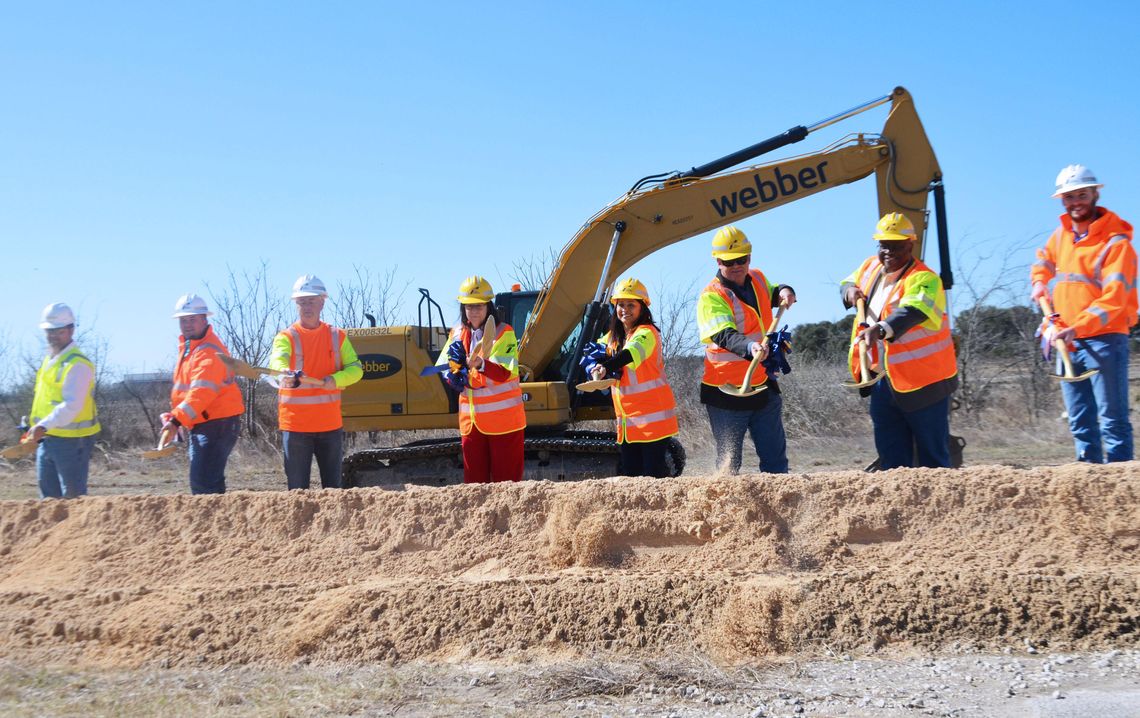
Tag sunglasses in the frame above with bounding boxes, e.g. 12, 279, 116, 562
717, 256, 749, 267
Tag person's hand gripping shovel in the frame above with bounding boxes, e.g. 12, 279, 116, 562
575, 335, 618, 393
1, 427, 39, 460
842, 297, 885, 390
1037, 297, 1097, 383
142, 422, 182, 460
218, 355, 328, 388
720, 303, 787, 397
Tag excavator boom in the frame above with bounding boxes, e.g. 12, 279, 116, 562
518, 86, 942, 377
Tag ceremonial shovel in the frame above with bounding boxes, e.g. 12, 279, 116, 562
219, 355, 327, 386
141, 426, 180, 459
720, 303, 787, 397
1038, 297, 1098, 383
842, 297, 885, 390
0, 437, 38, 460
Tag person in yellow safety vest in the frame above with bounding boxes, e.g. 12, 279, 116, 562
841, 213, 958, 469
435, 276, 526, 483
586, 278, 679, 478
697, 226, 796, 475
162, 294, 245, 495
27, 303, 101, 499
268, 274, 363, 490
1030, 165, 1136, 463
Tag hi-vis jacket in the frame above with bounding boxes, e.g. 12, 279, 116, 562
269, 322, 362, 432
30, 344, 101, 438
170, 325, 244, 428
600, 325, 678, 444
698, 269, 775, 387
844, 257, 957, 393
436, 322, 526, 436
1030, 208, 1137, 338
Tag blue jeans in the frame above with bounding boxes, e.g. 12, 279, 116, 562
188, 416, 241, 495
1060, 334, 1133, 463
282, 429, 344, 489
37, 434, 96, 499
869, 380, 951, 469
705, 394, 788, 474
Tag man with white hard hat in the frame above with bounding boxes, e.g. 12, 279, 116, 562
163, 294, 245, 494
27, 303, 101, 499
268, 275, 362, 489
1031, 165, 1137, 463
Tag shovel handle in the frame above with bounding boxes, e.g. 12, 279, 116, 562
1037, 296, 1078, 374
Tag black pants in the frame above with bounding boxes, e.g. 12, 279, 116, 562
618, 438, 670, 478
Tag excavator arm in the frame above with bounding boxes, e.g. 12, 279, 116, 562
519, 86, 945, 378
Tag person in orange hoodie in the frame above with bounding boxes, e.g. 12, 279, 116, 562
1031, 165, 1137, 463
268, 275, 363, 489
163, 294, 245, 494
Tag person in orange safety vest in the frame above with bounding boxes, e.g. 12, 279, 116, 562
841, 213, 958, 470
1031, 165, 1136, 463
268, 274, 363, 489
434, 276, 526, 483
585, 278, 678, 478
162, 294, 245, 494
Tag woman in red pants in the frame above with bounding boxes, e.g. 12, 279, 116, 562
587, 278, 679, 478
436, 276, 526, 482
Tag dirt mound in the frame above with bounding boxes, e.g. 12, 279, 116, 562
0, 464, 1135, 668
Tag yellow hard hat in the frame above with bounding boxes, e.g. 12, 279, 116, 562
457, 275, 494, 304
711, 225, 752, 260
611, 278, 651, 306
873, 212, 916, 241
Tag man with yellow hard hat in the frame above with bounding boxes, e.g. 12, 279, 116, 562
697, 225, 796, 474
841, 213, 958, 469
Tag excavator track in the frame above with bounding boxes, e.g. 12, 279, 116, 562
344, 432, 685, 488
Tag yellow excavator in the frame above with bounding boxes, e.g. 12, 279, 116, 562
341, 86, 952, 486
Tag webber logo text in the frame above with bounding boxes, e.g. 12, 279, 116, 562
358, 353, 402, 380
709, 162, 830, 217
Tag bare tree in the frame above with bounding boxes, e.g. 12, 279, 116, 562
653, 276, 702, 364
328, 264, 410, 329
503, 248, 559, 291
207, 262, 289, 440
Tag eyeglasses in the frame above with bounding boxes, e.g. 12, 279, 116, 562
717, 256, 749, 267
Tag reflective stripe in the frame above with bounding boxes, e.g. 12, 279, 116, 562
287, 325, 344, 373
279, 393, 341, 405
477, 395, 524, 413
698, 310, 736, 337
178, 402, 199, 420
172, 382, 191, 392
468, 381, 519, 398
1092, 234, 1128, 277
891, 323, 943, 345
55, 353, 87, 382
1033, 258, 1056, 273
1102, 272, 1136, 291
1057, 271, 1100, 288
332, 328, 344, 371
619, 376, 668, 396
723, 292, 765, 342
1088, 306, 1109, 325
190, 379, 220, 391
58, 417, 99, 431
626, 408, 677, 427
287, 328, 303, 368
888, 334, 954, 363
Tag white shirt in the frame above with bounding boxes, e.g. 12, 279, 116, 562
35, 342, 95, 430
866, 267, 906, 340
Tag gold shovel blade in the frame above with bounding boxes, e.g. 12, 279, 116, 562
141, 444, 180, 460
718, 382, 767, 397
576, 378, 618, 392
1056, 369, 1099, 383
0, 441, 38, 460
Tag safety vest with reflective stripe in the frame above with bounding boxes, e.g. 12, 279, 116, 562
170, 325, 244, 428
272, 322, 362, 432
845, 257, 957, 393
437, 322, 526, 436
1030, 208, 1137, 338
600, 325, 678, 443
698, 269, 774, 388
30, 346, 101, 438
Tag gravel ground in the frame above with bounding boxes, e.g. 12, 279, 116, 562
2, 648, 1137, 716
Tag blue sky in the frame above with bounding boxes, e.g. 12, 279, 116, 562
3, 1, 1138, 373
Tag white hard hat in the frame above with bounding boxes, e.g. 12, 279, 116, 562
291, 274, 328, 299
39, 302, 76, 329
1053, 164, 1104, 197
172, 293, 213, 318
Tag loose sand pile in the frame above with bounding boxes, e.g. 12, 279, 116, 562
0, 463, 1135, 668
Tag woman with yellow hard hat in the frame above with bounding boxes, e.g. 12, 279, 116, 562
584, 278, 679, 478
434, 276, 526, 482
